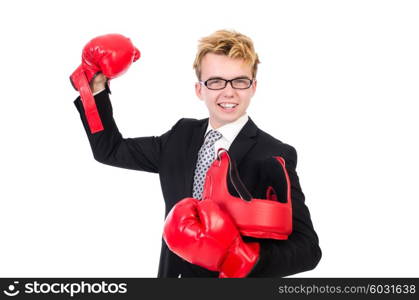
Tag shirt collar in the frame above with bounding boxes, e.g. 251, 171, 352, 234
205, 114, 249, 144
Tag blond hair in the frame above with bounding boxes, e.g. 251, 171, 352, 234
193, 29, 260, 80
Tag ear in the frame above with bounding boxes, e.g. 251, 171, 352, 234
250, 79, 257, 97
195, 82, 204, 100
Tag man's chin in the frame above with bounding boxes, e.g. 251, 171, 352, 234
210, 114, 242, 128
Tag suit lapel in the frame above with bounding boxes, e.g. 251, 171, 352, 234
184, 118, 209, 196
228, 117, 258, 167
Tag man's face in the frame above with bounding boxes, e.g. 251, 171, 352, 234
195, 53, 257, 129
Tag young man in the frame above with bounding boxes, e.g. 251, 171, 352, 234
73, 30, 321, 277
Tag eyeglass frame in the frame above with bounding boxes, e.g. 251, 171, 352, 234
199, 76, 255, 90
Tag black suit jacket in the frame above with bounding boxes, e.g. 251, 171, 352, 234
73, 89, 322, 277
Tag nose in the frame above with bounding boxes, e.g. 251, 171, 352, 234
222, 81, 235, 96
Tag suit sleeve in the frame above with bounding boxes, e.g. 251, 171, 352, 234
247, 146, 322, 277
73, 89, 176, 173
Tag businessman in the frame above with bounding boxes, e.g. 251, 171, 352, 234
72, 29, 322, 277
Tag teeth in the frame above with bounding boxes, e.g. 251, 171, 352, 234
219, 103, 237, 108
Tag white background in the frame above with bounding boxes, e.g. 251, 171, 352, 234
0, 0, 418, 277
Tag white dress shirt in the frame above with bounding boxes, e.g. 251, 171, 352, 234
205, 113, 249, 156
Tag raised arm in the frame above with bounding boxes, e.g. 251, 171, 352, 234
74, 88, 175, 173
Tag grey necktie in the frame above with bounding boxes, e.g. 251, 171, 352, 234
192, 130, 222, 200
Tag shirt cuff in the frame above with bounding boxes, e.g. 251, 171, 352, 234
92, 88, 106, 96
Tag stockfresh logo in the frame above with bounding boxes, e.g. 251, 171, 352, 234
3, 281, 20, 297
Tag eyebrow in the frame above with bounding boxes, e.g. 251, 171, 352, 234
206, 76, 252, 81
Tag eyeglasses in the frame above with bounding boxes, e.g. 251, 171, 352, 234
199, 77, 254, 90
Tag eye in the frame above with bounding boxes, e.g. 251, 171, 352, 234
206, 79, 226, 89
234, 79, 248, 84
208, 79, 222, 85
232, 78, 251, 88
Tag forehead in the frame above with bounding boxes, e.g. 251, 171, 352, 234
200, 53, 252, 79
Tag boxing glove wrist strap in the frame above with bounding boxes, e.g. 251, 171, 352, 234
71, 66, 104, 133
219, 240, 260, 278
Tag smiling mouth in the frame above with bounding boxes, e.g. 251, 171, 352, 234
218, 103, 238, 109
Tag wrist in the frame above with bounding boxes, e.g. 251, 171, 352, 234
219, 239, 260, 278
90, 84, 105, 94
92, 87, 106, 96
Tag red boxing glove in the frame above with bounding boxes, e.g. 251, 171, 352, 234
163, 197, 260, 278
70, 33, 141, 133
